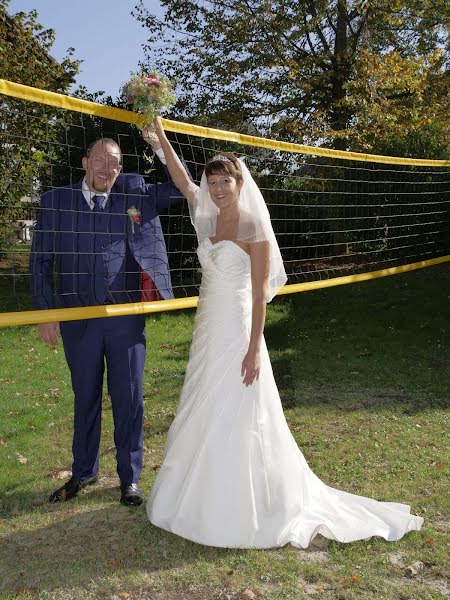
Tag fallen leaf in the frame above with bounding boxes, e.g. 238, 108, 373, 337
430, 461, 444, 469
108, 557, 125, 568
16, 452, 28, 464
341, 575, 361, 586
0, 537, 6, 544
424, 538, 435, 546
14, 588, 35, 597
117, 593, 131, 599
304, 582, 330, 595
405, 560, 425, 577
151, 464, 161, 471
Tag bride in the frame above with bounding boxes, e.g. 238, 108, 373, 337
144, 118, 423, 548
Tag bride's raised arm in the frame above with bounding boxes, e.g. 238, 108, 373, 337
142, 117, 198, 203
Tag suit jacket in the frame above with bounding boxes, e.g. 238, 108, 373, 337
30, 173, 182, 310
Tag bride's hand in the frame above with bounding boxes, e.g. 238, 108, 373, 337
152, 115, 165, 137
141, 120, 161, 150
145, 116, 165, 142
241, 349, 261, 387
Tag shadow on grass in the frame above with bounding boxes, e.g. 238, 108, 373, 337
264, 267, 450, 413
0, 498, 225, 595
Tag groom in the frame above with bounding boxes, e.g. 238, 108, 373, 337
30, 133, 180, 506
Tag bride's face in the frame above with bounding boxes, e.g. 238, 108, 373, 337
207, 174, 242, 210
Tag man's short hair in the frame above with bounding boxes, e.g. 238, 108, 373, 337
85, 138, 122, 164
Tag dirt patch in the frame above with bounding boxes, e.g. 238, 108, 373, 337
424, 578, 450, 596
388, 552, 405, 566
297, 550, 330, 563
433, 519, 450, 533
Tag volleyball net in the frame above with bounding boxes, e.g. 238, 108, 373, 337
1, 79, 449, 327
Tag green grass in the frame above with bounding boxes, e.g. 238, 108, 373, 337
0, 264, 449, 599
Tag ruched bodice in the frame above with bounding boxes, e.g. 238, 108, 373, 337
198, 238, 251, 289
196, 239, 252, 343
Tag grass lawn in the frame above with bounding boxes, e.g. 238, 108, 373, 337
0, 264, 448, 599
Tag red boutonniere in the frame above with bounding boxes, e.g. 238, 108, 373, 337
127, 206, 141, 233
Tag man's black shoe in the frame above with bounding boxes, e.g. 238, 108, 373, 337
48, 474, 98, 502
120, 482, 143, 506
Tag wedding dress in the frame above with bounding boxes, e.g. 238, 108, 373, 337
147, 237, 423, 548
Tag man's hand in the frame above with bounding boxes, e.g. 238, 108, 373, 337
38, 322, 61, 346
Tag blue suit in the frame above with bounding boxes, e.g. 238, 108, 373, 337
30, 173, 181, 484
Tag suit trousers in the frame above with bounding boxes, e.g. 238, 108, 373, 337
60, 314, 146, 484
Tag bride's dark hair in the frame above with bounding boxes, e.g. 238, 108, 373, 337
205, 152, 243, 183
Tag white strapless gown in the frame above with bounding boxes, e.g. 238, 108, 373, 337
147, 239, 423, 548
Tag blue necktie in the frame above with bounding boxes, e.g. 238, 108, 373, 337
91, 195, 107, 302
92, 195, 104, 211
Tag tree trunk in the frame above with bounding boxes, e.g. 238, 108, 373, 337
331, 0, 350, 150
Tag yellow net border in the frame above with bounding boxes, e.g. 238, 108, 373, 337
1, 255, 448, 327
1, 78, 449, 326
1, 79, 449, 167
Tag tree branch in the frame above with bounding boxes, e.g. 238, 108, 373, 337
307, 0, 332, 54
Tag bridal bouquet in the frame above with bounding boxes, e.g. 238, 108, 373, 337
122, 71, 176, 124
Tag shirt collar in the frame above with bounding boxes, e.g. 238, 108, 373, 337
82, 178, 109, 210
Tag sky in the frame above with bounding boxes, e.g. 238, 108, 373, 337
7, 0, 164, 98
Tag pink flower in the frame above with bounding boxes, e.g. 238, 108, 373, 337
143, 75, 161, 88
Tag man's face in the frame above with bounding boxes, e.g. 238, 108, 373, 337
82, 140, 122, 192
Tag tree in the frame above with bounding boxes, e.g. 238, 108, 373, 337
0, 0, 80, 250
134, 0, 449, 155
